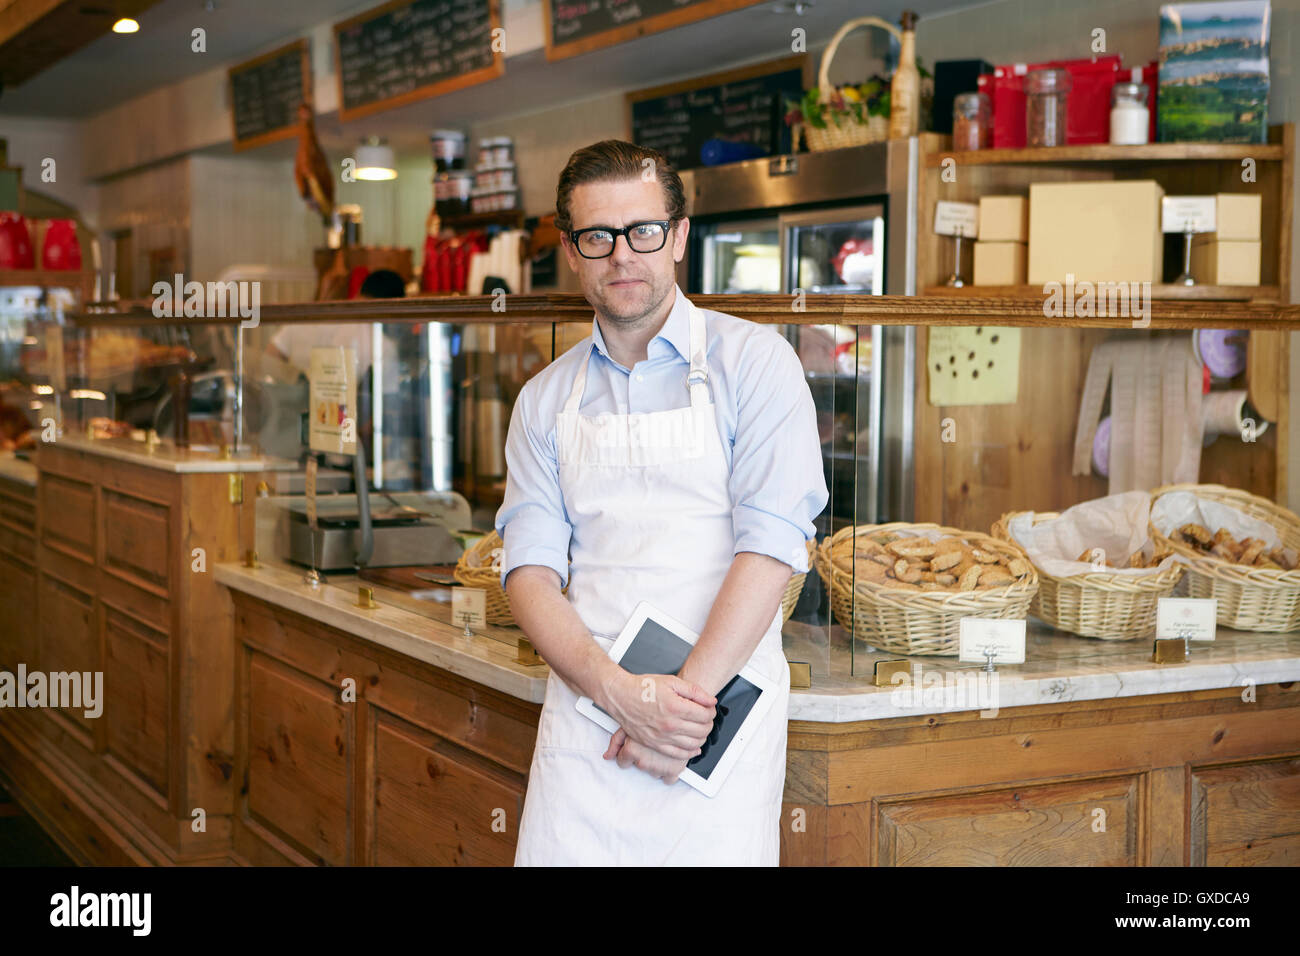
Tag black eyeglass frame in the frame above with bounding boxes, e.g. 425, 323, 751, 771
566, 219, 677, 259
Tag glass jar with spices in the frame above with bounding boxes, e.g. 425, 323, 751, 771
1109, 81, 1150, 145
952, 92, 990, 151
1025, 68, 1071, 147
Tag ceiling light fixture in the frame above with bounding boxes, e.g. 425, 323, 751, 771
112, 17, 140, 33
354, 137, 397, 181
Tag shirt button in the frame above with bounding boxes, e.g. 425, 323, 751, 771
635, 374, 644, 382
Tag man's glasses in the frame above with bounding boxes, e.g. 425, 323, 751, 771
568, 220, 675, 259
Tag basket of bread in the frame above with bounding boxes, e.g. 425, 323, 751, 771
1149, 484, 1300, 632
781, 538, 818, 624
992, 492, 1182, 641
815, 522, 1038, 656
454, 530, 517, 626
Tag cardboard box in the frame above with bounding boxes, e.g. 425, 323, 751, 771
1189, 238, 1261, 285
1212, 193, 1262, 241
978, 196, 1029, 242
1028, 180, 1164, 284
974, 241, 1028, 285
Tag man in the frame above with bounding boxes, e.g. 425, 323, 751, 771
497, 140, 827, 866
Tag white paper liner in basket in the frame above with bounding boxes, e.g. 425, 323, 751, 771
1007, 491, 1180, 578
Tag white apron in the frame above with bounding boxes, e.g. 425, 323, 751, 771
514, 301, 790, 866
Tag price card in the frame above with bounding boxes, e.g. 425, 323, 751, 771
1161, 196, 1216, 234
1156, 597, 1217, 641
452, 588, 487, 631
958, 617, 1027, 665
934, 200, 980, 238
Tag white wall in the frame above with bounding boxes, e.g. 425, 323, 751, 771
0, 115, 100, 226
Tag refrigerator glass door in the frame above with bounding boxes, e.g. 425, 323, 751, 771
697, 218, 781, 294
780, 205, 885, 295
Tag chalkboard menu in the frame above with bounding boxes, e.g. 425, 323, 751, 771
547, 0, 765, 61
229, 40, 310, 152
334, 0, 502, 123
628, 60, 804, 170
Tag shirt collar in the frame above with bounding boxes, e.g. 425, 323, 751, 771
591, 284, 691, 365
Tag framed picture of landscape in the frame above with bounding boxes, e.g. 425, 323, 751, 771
1158, 0, 1270, 143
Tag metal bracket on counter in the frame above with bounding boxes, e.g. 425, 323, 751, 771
873, 659, 911, 687
788, 661, 812, 689
243, 549, 259, 569
516, 637, 543, 667
1152, 637, 1189, 664
356, 585, 378, 609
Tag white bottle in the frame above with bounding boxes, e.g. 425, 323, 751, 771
1110, 79, 1150, 145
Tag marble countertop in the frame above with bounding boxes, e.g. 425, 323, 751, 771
0, 452, 37, 487
46, 433, 299, 473
216, 561, 1300, 722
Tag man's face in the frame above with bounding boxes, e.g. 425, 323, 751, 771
561, 177, 689, 328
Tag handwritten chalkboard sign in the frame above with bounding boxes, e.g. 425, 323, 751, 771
229, 40, 311, 152
334, 0, 503, 123
628, 58, 805, 170
547, 0, 765, 61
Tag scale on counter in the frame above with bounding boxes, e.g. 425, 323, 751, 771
285, 489, 471, 571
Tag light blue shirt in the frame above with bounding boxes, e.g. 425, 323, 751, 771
495, 285, 829, 588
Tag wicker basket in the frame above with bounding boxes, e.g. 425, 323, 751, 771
1149, 483, 1300, 632
454, 530, 517, 626
991, 511, 1182, 641
814, 522, 1038, 656
781, 538, 817, 624
800, 16, 900, 152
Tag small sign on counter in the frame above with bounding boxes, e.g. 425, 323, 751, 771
308, 346, 357, 455
958, 617, 1027, 665
1156, 597, 1218, 642
453, 587, 487, 634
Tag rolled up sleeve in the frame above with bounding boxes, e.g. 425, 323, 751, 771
494, 382, 572, 588
728, 333, 829, 573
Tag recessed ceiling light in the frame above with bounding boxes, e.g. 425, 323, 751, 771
112, 17, 139, 33
770, 0, 815, 12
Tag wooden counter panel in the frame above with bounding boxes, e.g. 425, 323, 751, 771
102, 489, 171, 595
0, 521, 35, 563
0, 550, 37, 667
39, 473, 94, 561
875, 775, 1141, 866
1191, 757, 1300, 866
827, 694, 1299, 803
246, 652, 351, 866
103, 607, 170, 799
99, 571, 170, 635
36, 572, 98, 738
371, 713, 522, 866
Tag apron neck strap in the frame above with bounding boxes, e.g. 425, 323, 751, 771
686, 302, 709, 407
562, 299, 710, 413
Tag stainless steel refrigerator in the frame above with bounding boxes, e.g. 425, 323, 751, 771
677, 139, 919, 532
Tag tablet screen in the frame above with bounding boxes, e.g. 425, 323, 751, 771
596, 617, 764, 780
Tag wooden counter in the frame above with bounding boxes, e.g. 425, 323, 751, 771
210, 562, 1300, 867
0, 438, 285, 864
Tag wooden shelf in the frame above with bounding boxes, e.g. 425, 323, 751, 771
0, 268, 88, 289
924, 284, 1282, 303
66, 292, 1300, 330
924, 141, 1286, 167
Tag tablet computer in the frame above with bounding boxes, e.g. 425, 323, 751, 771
575, 601, 777, 798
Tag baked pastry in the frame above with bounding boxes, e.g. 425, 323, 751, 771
1169, 525, 1299, 571
831, 531, 1032, 593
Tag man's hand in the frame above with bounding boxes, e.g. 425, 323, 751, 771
599, 671, 715, 760
603, 728, 694, 784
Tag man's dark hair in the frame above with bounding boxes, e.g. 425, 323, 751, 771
554, 139, 686, 234
359, 269, 406, 298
